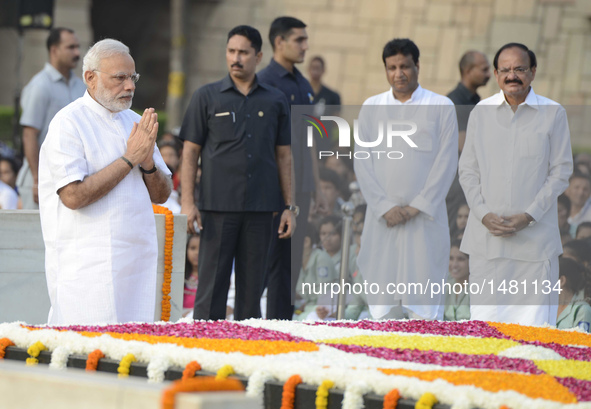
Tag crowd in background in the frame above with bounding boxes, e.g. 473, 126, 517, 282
3, 26, 591, 332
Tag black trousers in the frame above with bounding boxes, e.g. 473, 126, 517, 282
193, 211, 274, 320
265, 191, 311, 319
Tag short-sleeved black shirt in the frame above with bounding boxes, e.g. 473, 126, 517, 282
315, 85, 341, 107
447, 82, 481, 132
179, 74, 290, 212
257, 59, 315, 193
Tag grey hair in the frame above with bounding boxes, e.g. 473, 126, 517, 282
82, 39, 130, 85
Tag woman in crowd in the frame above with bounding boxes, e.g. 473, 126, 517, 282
294, 223, 337, 321
183, 233, 200, 317
556, 257, 591, 332
444, 239, 470, 321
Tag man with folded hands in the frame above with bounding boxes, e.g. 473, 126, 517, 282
39, 39, 172, 325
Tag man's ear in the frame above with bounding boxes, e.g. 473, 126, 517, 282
84, 70, 96, 88
49, 44, 58, 59
274, 35, 283, 51
256, 51, 263, 65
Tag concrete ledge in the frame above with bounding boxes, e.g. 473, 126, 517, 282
2, 346, 452, 409
0, 210, 187, 324
0, 359, 258, 409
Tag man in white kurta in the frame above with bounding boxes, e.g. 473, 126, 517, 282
355, 39, 458, 320
459, 43, 572, 326
39, 39, 172, 325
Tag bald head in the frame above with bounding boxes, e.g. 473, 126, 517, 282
458, 50, 491, 91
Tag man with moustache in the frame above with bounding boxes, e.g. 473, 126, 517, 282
355, 38, 459, 321
258, 16, 328, 320
180, 25, 293, 320
18, 27, 86, 209
459, 43, 573, 325
38, 39, 172, 325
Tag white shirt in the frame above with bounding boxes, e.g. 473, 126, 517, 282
39, 91, 171, 325
0, 181, 18, 209
354, 85, 458, 319
459, 89, 573, 261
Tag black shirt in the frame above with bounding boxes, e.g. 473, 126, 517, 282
257, 59, 315, 192
447, 82, 480, 132
315, 85, 341, 107
179, 74, 290, 212
312, 85, 342, 151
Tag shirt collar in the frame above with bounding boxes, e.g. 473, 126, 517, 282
497, 87, 539, 110
82, 90, 121, 119
267, 58, 302, 78
219, 74, 261, 95
44, 62, 71, 83
388, 84, 424, 104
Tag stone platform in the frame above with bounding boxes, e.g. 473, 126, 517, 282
1, 345, 448, 409
0, 210, 187, 324
0, 359, 258, 409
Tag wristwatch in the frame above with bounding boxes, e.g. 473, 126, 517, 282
285, 204, 300, 217
525, 213, 536, 227
139, 164, 157, 174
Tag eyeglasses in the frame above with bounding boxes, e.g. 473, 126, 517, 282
94, 70, 140, 84
497, 67, 530, 75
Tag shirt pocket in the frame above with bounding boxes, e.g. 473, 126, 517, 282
518, 133, 546, 158
208, 115, 236, 143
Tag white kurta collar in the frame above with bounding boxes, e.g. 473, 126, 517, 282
82, 90, 122, 120
494, 87, 539, 111
387, 84, 424, 105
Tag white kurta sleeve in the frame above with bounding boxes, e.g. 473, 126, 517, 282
524, 106, 573, 221
42, 116, 89, 193
458, 108, 491, 223
354, 105, 398, 217
408, 105, 459, 219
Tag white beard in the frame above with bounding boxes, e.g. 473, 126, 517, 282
95, 79, 133, 112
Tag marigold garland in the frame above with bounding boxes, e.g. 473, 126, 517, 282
78, 331, 318, 355
0, 338, 15, 359
535, 359, 591, 381
378, 368, 577, 404
490, 322, 591, 348
26, 341, 46, 365
415, 392, 438, 409
322, 334, 519, 355
182, 361, 202, 380
153, 204, 174, 321
86, 349, 105, 371
216, 364, 235, 380
315, 379, 334, 409
161, 376, 244, 409
383, 389, 400, 409
117, 353, 136, 378
280, 374, 302, 409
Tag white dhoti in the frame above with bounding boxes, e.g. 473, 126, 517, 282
469, 255, 559, 326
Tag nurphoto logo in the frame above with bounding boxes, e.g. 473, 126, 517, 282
303, 114, 418, 160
